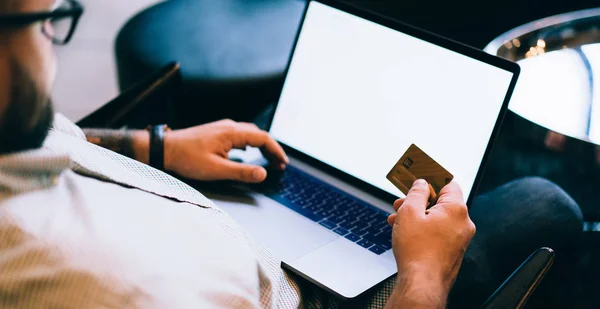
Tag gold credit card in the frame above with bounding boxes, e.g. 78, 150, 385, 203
386, 144, 454, 204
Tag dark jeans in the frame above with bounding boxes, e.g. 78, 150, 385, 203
448, 177, 584, 308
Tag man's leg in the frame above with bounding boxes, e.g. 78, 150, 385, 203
448, 177, 584, 309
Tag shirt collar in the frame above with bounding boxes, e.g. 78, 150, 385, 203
0, 148, 71, 193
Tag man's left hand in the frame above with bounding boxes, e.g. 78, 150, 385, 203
163, 119, 289, 183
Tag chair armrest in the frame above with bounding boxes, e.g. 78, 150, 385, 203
481, 247, 555, 309
76, 62, 181, 129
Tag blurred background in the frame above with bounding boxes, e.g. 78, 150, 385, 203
52, 0, 161, 121
53, 0, 599, 121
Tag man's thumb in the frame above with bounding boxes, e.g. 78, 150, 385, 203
219, 160, 267, 183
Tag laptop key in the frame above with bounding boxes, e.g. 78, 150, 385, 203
357, 239, 374, 249
297, 200, 312, 207
369, 245, 386, 255
321, 207, 338, 216
345, 233, 361, 242
314, 205, 327, 213
355, 211, 372, 220
366, 217, 381, 225
339, 220, 358, 230
354, 226, 371, 236
302, 211, 322, 222
357, 226, 375, 238
364, 212, 380, 221
306, 205, 321, 212
327, 215, 346, 224
378, 217, 390, 225
319, 219, 336, 230
312, 212, 326, 222
374, 213, 389, 223
380, 225, 393, 234
333, 227, 349, 236
363, 232, 389, 245
379, 242, 392, 250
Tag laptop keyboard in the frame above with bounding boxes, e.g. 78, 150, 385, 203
255, 165, 393, 255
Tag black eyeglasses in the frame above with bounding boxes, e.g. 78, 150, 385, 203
0, 0, 84, 45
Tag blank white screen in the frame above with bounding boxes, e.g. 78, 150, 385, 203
270, 2, 514, 200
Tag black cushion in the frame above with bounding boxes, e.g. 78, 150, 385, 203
116, 0, 306, 127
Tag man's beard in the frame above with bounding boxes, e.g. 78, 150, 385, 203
0, 61, 54, 154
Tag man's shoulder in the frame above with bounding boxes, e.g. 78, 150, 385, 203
51, 113, 86, 140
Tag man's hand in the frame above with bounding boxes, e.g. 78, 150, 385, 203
163, 120, 289, 183
385, 180, 476, 309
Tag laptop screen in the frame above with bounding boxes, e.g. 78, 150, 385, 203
269, 1, 516, 200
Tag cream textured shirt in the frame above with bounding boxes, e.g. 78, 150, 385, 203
0, 114, 302, 309
0, 114, 393, 309
0, 146, 260, 308
0, 154, 262, 308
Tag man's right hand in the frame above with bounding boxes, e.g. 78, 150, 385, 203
385, 179, 476, 309
163, 120, 288, 183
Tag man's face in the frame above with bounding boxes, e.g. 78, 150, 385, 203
0, 0, 58, 154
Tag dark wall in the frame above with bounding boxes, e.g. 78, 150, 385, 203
346, 0, 599, 49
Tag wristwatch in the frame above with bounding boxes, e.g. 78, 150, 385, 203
148, 124, 170, 170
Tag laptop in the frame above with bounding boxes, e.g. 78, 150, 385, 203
208, 0, 520, 299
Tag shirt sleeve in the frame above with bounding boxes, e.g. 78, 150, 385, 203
51, 113, 87, 141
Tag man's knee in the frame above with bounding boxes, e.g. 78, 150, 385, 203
494, 177, 583, 245
473, 176, 583, 247
510, 177, 582, 222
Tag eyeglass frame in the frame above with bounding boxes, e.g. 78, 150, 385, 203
0, 0, 84, 45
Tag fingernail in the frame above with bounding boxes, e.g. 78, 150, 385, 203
414, 179, 427, 186
253, 169, 265, 180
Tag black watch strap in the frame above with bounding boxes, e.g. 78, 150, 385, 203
149, 124, 167, 170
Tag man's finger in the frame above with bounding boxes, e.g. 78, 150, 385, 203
436, 181, 465, 205
229, 124, 289, 166
430, 181, 469, 217
387, 214, 397, 226
393, 198, 405, 211
211, 157, 268, 183
228, 123, 261, 151
399, 179, 430, 217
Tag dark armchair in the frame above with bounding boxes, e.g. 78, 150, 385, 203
76, 63, 556, 309
76, 62, 182, 129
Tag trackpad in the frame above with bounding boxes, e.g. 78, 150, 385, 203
205, 189, 338, 262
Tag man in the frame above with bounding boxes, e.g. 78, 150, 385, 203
0, 0, 583, 308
